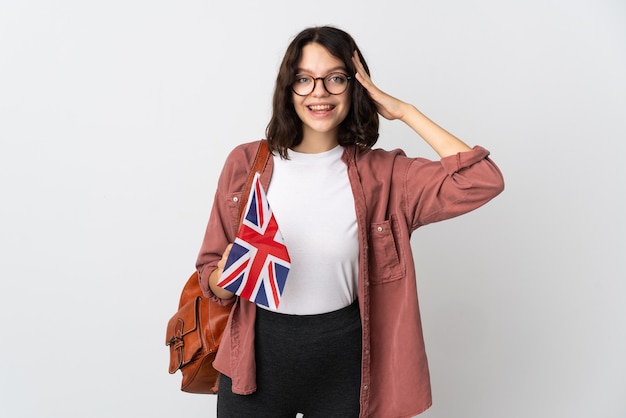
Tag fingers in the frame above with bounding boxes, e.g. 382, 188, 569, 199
352, 50, 370, 85
209, 243, 236, 297
216, 243, 233, 273
351, 50, 405, 120
352, 50, 382, 97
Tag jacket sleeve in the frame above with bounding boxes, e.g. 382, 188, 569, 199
406, 146, 504, 228
195, 144, 256, 304
195, 187, 237, 305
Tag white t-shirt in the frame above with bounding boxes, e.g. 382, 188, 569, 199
265, 145, 359, 315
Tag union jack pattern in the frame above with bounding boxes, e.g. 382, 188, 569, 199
217, 172, 291, 309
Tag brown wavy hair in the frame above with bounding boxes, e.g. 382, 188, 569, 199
265, 26, 379, 158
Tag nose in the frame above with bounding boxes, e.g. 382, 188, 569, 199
311, 77, 329, 97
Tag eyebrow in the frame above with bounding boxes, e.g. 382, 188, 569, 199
295, 66, 347, 75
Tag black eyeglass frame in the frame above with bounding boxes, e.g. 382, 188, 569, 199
290, 72, 353, 96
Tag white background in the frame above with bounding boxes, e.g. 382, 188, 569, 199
1, 1, 625, 417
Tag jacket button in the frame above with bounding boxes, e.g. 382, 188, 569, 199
363, 385, 369, 391
377, 226, 383, 232
233, 197, 239, 203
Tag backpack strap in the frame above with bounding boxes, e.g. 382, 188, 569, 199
237, 140, 270, 222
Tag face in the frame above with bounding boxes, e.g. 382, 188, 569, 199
292, 43, 351, 149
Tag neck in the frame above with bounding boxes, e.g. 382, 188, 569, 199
293, 130, 339, 154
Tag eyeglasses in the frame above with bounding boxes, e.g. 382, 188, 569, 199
291, 72, 352, 96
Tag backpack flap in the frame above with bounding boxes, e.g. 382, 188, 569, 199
165, 296, 202, 374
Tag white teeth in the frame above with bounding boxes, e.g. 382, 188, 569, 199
309, 104, 333, 111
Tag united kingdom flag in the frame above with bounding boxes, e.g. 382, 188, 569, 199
217, 173, 291, 309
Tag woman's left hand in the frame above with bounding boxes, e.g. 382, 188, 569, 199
352, 51, 471, 157
352, 50, 409, 121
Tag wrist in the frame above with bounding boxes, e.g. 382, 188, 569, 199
399, 103, 420, 125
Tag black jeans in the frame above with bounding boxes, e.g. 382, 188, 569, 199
217, 301, 362, 418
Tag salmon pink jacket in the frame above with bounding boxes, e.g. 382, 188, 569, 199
196, 139, 504, 418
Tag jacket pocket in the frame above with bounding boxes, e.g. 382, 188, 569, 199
226, 191, 243, 228
368, 217, 405, 284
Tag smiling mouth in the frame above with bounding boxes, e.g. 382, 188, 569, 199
308, 104, 335, 111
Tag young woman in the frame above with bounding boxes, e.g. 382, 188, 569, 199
196, 26, 504, 418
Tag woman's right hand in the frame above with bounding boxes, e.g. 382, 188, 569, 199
209, 243, 236, 299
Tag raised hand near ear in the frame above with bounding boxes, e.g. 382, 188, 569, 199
352, 50, 471, 157
352, 50, 410, 121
